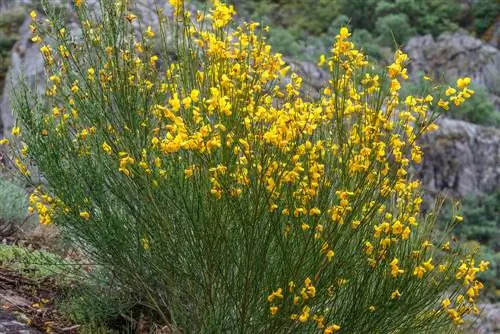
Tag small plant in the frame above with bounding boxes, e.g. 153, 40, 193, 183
3, 0, 490, 332
0, 178, 29, 236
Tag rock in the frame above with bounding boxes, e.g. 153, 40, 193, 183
0, 310, 40, 334
405, 32, 500, 99
418, 118, 500, 198
469, 303, 500, 334
0, 16, 44, 137
285, 58, 329, 98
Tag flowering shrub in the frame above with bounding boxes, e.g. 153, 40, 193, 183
3, 0, 489, 332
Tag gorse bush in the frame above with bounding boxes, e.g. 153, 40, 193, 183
2, 0, 490, 332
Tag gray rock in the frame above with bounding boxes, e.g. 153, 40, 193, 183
419, 118, 500, 198
0, 310, 40, 334
405, 32, 500, 99
0, 16, 44, 137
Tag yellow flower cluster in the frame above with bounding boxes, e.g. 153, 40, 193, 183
29, 188, 54, 225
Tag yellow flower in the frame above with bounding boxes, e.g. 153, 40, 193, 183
79, 211, 90, 220
141, 237, 150, 250
87, 68, 95, 81
441, 298, 451, 308
0, 138, 10, 145
391, 289, 401, 300
184, 167, 194, 178
324, 324, 341, 333
126, 13, 137, 22
309, 207, 321, 215
211, 0, 235, 28
390, 258, 405, 278
267, 288, 283, 302
30, 10, 37, 20
190, 89, 200, 102
270, 306, 278, 315
11, 127, 21, 136
422, 258, 435, 271
413, 266, 426, 279
318, 54, 326, 66
75, 0, 84, 7
445, 87, 456, 96
421, 240, 433, 250
298, 305, 310, 323
456, 77, 471, 89
102, 142, 112, 155
391, 220, 403, 235
326, 250, 335, 262
479, 260, 490, 272
169, 0, 183, 14
145, 26, 155, 38
339, 27, 350, 38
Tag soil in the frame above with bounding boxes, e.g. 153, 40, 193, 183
0, 268, 77, 333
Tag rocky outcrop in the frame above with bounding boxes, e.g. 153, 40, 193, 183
485, 17, 500, 50
406, 32, 500, 198
419, 118, 500, 198
0, 16, 44, 137
471, 303, 500, 334
405, 32, 500, 105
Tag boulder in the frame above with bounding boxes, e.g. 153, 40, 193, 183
0, 16, 44, 137
419, 118, 500, 198
405, 32, 500, 101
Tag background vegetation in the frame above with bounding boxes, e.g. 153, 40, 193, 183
226, 0, 499, 59
441, 192, 500, 300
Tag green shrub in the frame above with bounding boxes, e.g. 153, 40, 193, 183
235, 0, 342, 36
0, 178, 28, 225
7, 1, 489, 332
375, 13, 416, 47
472, 0, 500, 35
268, 26, 304, 59
0, 243, 74, 279
453, 85, 500, 127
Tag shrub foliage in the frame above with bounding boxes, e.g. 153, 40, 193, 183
3, 0, 490, 332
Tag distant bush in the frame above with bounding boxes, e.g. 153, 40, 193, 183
472, 0, 500, 35
375, 13, 416, 47
452, 86, 500, 127
268, 26, 304, 59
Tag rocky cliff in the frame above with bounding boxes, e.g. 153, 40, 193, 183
0, 16, 44, 136
419, 118, 500, 198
